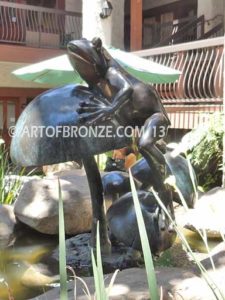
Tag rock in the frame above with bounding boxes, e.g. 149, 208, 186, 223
198, 242, 225, 271
42, 161, 82, 176
176, 187, 225, 238
29, 241, 225, 300
28, 265, 225, 300
51, 233, 144, 276
14, 169, 92, 235
0, 204, 17, 248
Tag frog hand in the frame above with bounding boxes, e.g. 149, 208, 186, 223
78, 107, 112, 125
77, 95, 112, 114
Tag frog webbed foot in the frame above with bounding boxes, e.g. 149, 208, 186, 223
77, 95, 112, 114
77, 96, 113, 125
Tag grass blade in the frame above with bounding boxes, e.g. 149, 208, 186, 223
91, 221, 108, 300
129, 169, 159, 300
96, 222, 107, 299
91, 249, 101, 299
0, 142, 25, 205
58, 179, 68, 300
67, 266, 92, 300
151, 187, 225, 300
106, 269, 119, 296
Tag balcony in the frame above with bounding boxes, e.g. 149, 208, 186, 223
0, 1, 82, 49
143, 15, 224, 49
135, 37, 224, 129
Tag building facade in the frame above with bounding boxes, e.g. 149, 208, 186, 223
0, 0, 224, 144
0, 0, 82, 145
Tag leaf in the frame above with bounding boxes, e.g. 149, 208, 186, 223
129, 170, 159, 300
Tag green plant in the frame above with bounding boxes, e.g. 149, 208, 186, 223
58, 179, 68, 300
151, 187, 225, 300
181, 113, 223, 191
57, 159, 225, 300
129, 170, 160, 300
58, 178, 119, 300
91, 221, 108, 300
91, 222, 119, 300
165, 175, 216, 270
0, 141, 25, 204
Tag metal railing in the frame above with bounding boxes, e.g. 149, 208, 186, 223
156, 15, 205, 47
134, 37, 224, 129
200, 22, 224, 40
0, 1, 82, 48
143, 15, 224, 49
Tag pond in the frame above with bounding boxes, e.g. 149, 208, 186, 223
0, 227, 58, 300
156, 228, 221, 267
0, 227, 221, 300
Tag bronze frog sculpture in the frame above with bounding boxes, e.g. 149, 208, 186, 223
11, 37, 172, 254
107, 190, 176, 264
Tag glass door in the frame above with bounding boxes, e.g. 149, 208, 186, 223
0, 102, 3, 140
0, 99, 18, 146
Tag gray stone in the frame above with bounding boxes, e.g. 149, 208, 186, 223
0, 204, 17, 248
28, 265, 224, 300
14, 169, 92, 235
176, 187, 225, 238
51, 233, 144, 277
28, 241, 225, 300
42, 161, 82, 176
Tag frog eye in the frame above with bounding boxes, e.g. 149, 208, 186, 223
92, 37, 102, 50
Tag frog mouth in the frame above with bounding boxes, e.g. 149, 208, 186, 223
67, 44, 91, 65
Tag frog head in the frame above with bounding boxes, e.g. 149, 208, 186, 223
67, 37, 109, 85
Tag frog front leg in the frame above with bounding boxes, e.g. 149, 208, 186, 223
77, 68, 133, 125
138, 112, 171, 203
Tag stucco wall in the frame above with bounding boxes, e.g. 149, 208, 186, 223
143, 0, 224, 36
82, 0, 124, 49
65, 0, 82, 13
197, 0, 224, 32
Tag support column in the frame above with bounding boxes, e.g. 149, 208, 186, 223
130, 0, 142, 50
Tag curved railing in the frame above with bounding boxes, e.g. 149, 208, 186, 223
134, 37, 224, 128
0, 1, 82, 48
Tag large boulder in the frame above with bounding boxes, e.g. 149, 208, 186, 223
0, 204, 17, 248
14, 169, 92, 235
42, 161, 82, 176
176, 187, 225, 238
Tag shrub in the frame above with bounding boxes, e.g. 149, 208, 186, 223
180, 113, 223, 191
0, 139, 24, 204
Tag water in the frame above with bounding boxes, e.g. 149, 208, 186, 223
156, 228, 221, 267
0, 228, 58, 300
0, 227, 221, 300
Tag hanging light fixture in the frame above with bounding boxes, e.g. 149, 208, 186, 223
100, 0, 113, 19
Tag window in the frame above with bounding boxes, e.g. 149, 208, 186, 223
26, 0, 57, 8
7, 102, 16, 128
